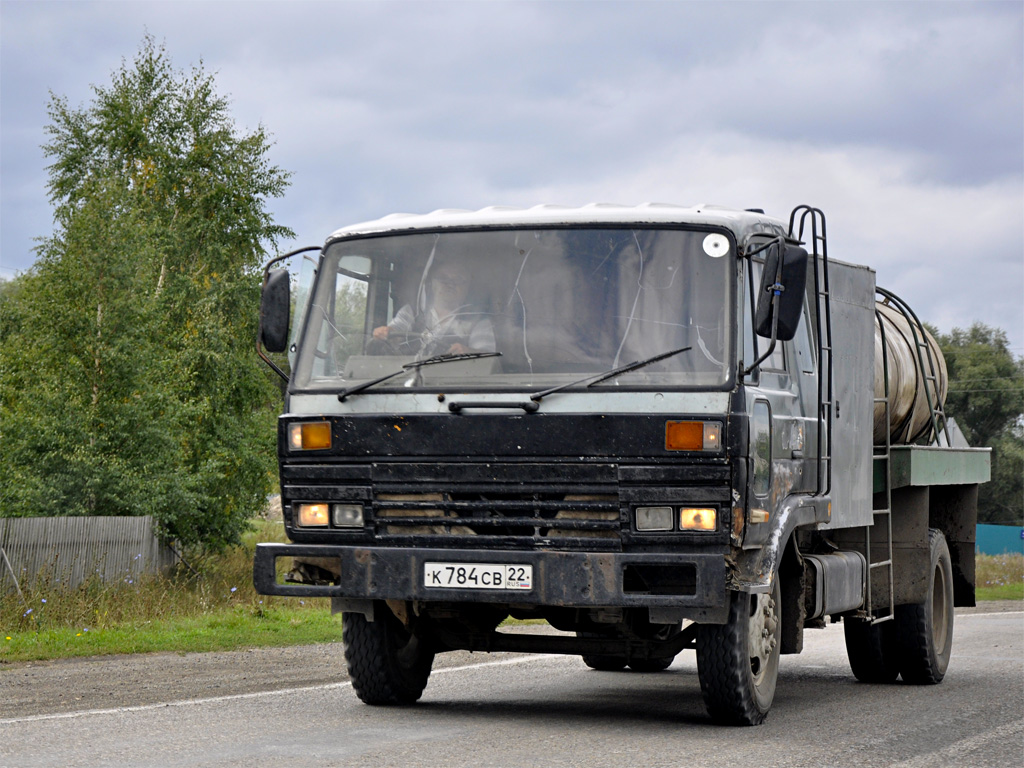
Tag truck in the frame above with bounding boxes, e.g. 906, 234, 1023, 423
253, 203, 990, 725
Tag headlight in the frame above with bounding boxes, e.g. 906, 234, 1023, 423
288, 421, 332, 451
679, 507, 717, 531
332, 504, 364, 528
635, 506, 674, 532
296, 503, 330, 527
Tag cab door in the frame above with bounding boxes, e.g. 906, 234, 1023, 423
741, 254, 818, 541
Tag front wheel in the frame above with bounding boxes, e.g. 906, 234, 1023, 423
696, 578, 781, 726
343, 603, 435, 705
895, 528, 954, 684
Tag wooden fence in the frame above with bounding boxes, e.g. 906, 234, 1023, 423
0, 516, 178, 593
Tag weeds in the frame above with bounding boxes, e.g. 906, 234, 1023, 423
2, 530, 1020, 663
1, 520, 323, 638
975, 552, 1024, 600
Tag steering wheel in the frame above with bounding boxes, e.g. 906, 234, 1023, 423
367, 332, 422, 356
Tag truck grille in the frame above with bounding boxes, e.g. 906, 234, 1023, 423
281, 461, 732, 551
373, 490, 621, 547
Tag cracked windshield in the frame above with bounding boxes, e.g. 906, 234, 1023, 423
292, 228, 734, 391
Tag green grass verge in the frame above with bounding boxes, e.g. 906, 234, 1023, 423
2, 533, 1019, 665
975, 553, 1023, 603
975, 583, 1024, 602
1, 520, 346, 664
2, 604, 340, 664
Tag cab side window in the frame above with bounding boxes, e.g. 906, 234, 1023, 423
745, 259, 786, 373
793, 297, 816, 374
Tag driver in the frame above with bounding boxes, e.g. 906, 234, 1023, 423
372, 257, 495, 357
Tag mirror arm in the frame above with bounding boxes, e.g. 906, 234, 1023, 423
257, 245, 322, 384
261, 245, 321, 282
743, 310, 781, 376
257, 347, 290, 383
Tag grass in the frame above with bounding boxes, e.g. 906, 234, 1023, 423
1, 519, 337, 664
1, 607, 341, 663
2, 532, 1021, 665
975, 552, 1024, 602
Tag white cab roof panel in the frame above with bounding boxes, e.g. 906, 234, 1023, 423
327, 203, 788, 243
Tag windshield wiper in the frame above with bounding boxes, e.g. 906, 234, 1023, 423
529, 346, 691, 404
337, 351, 502, 402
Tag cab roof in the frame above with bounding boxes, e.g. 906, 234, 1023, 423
327, 203, 789, 244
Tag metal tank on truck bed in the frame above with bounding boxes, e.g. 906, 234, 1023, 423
253, 203, 989, 725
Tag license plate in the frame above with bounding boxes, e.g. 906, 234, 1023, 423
423, 562, 533, 591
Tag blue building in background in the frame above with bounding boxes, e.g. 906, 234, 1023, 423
976, 524, 1024, 555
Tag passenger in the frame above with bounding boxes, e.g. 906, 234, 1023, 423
372, 257, 495, 357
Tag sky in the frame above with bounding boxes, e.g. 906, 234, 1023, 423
1, 0, 1022, 353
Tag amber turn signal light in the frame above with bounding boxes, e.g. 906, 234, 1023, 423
288, 421, 331, 451
665, 421, 721, 451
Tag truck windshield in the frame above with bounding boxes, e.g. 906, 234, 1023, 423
291, 227, 734, 392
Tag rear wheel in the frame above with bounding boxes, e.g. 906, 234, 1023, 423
578, 632, 627, 671
843, 616, 900, 683
343, 603, 435, 705
696, 578, 781, 725
581, 653, 628, 671
627, 622, 680, 672
628, 657, 674, 673
895, 529, 954, 684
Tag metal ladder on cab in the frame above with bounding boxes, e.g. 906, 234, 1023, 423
790, 207, 894, 623
788, 206, 832, 496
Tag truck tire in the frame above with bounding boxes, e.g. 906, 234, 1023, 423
582, 654, 628, 671
342, 604, 435, 705
628, 657, 674, 672
577, 632, 628, 671
627, 623, 680, 672
895, 528, 954, 684
696, 577, 781, 726
843, 616, 900, 683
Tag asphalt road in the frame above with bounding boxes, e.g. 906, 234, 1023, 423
1, 605, 1021, 768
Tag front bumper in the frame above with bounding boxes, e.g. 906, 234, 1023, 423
254, 543, 730, 623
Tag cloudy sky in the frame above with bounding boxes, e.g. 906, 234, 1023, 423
2, 0, 1022, 351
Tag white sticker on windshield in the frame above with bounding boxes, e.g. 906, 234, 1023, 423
703, 233, 729, 258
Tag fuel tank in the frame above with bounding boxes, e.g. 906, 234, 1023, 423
873, 300, 948, 444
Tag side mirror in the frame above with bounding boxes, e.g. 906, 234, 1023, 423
755, 244, 808, 342
260, 268, 291, 353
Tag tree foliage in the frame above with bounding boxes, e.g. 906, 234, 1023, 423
935, 323, 1024, 525
0, 37, 292, 549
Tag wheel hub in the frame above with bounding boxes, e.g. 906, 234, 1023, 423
748, 592, 778, 677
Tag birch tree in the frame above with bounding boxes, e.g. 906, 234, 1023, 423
0, 37, 292, 549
